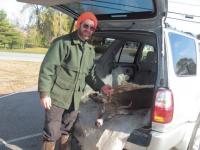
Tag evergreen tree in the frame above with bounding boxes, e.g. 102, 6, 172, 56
0, 10, 24, 49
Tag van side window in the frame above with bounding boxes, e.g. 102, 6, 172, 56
168, 33, 197, 76
115, 41, 139, 63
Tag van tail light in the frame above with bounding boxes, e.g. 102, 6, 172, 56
152, 88, 174, 124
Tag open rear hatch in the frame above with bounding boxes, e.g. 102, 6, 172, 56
17, 0, 167, 31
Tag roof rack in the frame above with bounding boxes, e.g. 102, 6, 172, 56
167, 11, 200, 24
164, 22, 197, 38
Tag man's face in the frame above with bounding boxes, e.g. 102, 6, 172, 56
78, 19, 95, 41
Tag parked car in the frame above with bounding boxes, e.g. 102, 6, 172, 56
17, 0, 200, 149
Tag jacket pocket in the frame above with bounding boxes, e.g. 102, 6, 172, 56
55, 75, 74, 89
50, 71, 74, 105
50, 81, 73, 107
61, 63, 79, 72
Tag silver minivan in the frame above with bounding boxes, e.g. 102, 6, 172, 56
17, 0, 200, 149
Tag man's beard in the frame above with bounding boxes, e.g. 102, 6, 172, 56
79, 30, 92, 41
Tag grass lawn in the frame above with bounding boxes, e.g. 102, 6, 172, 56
0, 47, 48, 54
0, 60, 41, 95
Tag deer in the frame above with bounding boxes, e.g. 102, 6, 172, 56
89, 83, 154, 128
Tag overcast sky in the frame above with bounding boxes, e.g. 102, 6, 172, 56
0, 0, 28, 27
0, 0, 200, 35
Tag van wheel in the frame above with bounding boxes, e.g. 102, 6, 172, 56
188, 113, 200, 150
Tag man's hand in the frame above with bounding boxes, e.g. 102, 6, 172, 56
101, 84, 113, 96
40, 96, 52, 109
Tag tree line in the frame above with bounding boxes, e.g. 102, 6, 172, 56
0, 5, 73, 49
0, 5, 200, 50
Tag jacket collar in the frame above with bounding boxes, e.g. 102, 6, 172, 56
70, 31, 93, 49
71, 31, 81, 45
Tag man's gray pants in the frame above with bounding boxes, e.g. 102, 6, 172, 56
43, 103, 78, 142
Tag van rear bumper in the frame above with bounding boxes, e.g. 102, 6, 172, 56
124, 123, 191, 150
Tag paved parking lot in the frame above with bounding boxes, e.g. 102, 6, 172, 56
0, 91, 44, 150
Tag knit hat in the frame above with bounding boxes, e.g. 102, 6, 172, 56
76, 12, 98, 29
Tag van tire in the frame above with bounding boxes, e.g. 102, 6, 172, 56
188, 113, 200, 150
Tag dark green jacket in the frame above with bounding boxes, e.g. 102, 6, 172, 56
38, 31, 105, 110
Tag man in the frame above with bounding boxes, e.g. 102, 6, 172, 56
38, 12, 113, 150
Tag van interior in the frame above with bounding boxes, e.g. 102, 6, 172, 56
75, 31, 158, 149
